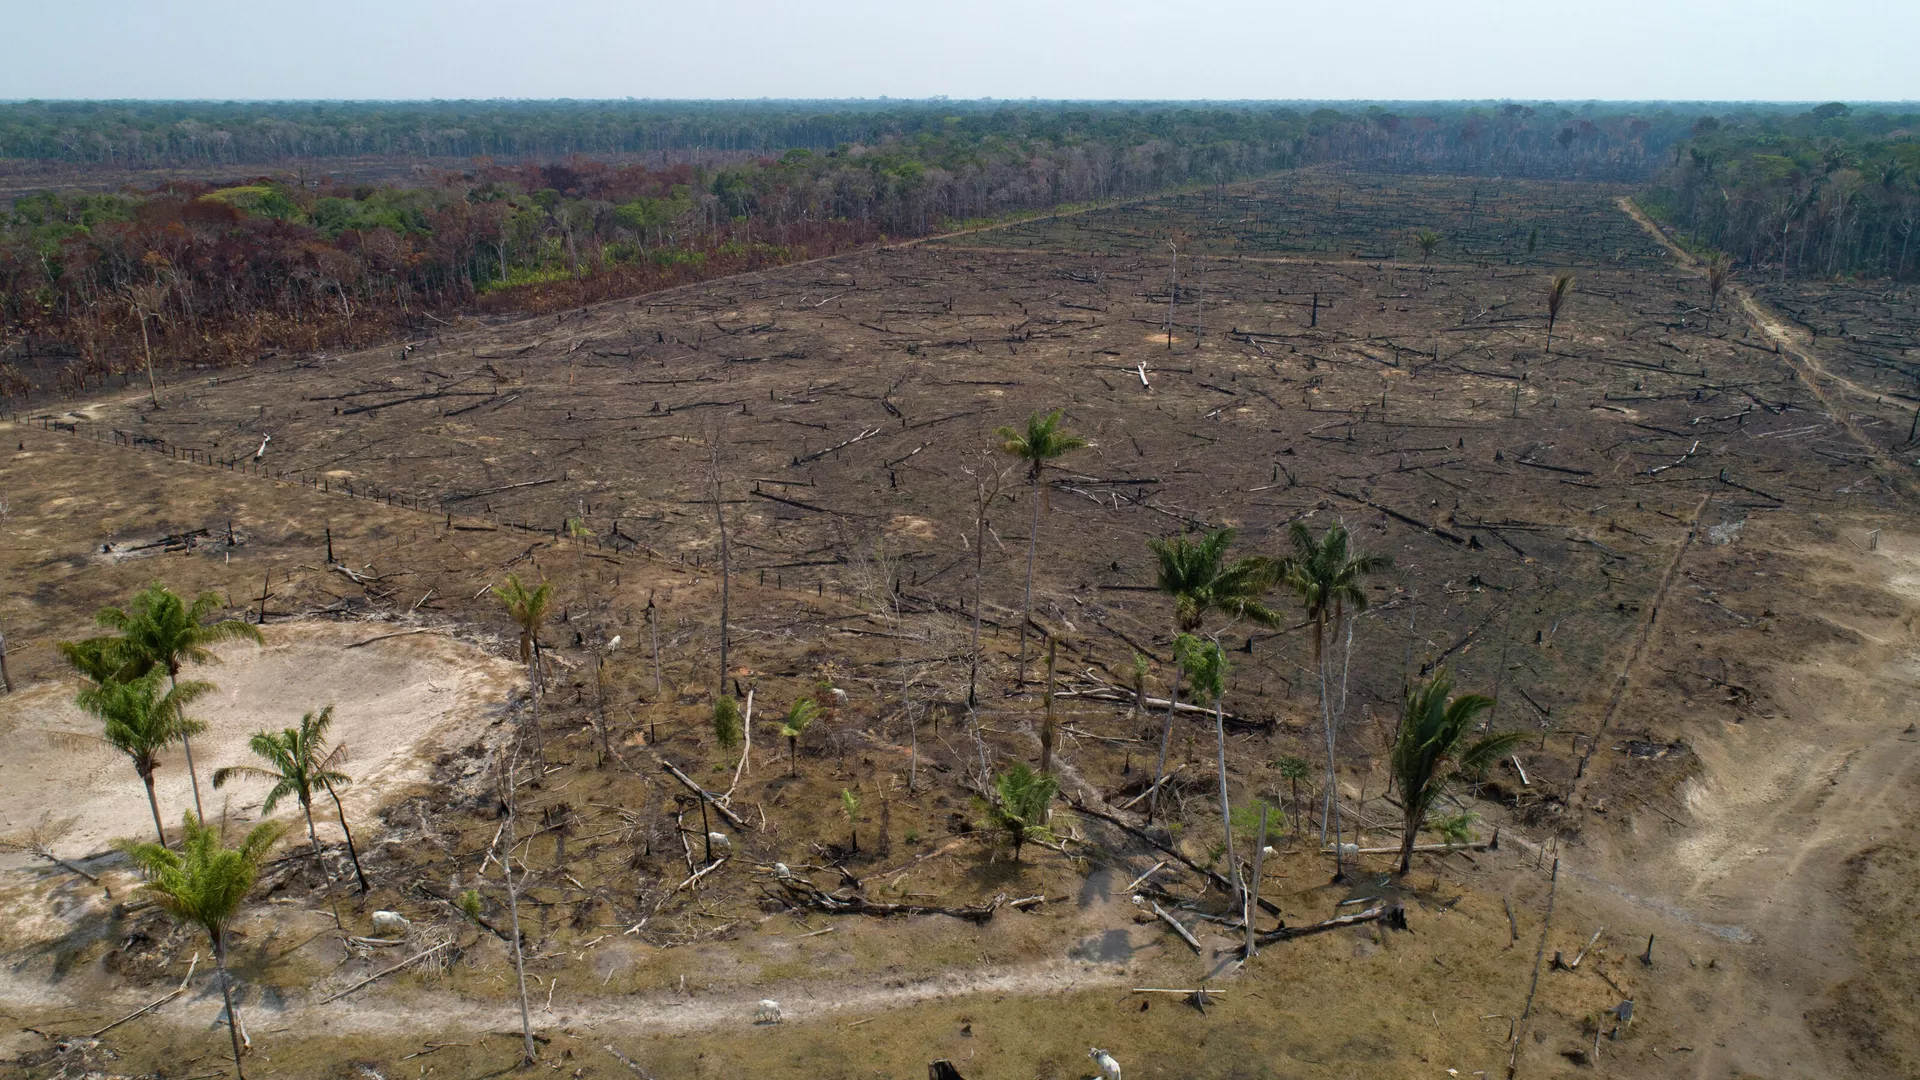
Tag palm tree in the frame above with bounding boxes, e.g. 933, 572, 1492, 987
995, 409, 1088, 686
1149, 528, 1281, 636
1145, 528, 1280, 822
1177, 633, 1239, 910
95, 583, 264, 818
1414, 229, 1442, 264
117, 813, 286, 1079
72, 672, 210, 845
493, 574, 553, 766
778, 698, 819, 777
57, 635, 138, 686
1280, 521, 1390, 683
1279, 521, 1391, 874
1390, 669, 1523, 874
493, 573, 553, 669
984, 763, 1058, 862
840, 788, 861, 853
212, 707, 356, 926
1545, 272, 1574, 354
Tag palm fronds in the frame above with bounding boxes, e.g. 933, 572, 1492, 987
994, 408, 1088, 503
211, 706, 350, 816
1389, 668, 1520, 873
778, 698, 819, 776
1279, 520, 1392, 633
983, 763, 1059, 861
1147, 527, 1281, 633
1545, 272, 1575, 352
96, 582, 262, 677
493, 573, 553, 664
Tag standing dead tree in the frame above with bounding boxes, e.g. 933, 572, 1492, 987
707, 418, 733, 698
126, 280, 169, 410
495, 739, 538, 1065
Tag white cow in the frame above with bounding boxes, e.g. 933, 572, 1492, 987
370, 910, 411, 937
1088, 1047, 1121, 1080
708, 832, 733, 852
754, 999, 784, 1023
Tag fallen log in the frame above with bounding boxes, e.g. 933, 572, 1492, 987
91, 952, 197, 1036
657, 757, 749, 830
1068, 798, 1281, 918
1238, 903, 1408, 956
318, 941, 450, 1004
772, 877, 1004, 923
1150, 901, 1202, 953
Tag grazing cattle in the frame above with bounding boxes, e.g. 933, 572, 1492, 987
370, 911, 411, 937
708, 832, 733, 852
755, 999, 783, 1023
773, 862, 793, 879
1088, 1047, 1121, 1080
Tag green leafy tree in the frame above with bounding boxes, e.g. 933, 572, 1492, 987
994, 409, 1088, 684
1390, 668, 1523, 874
72, 672, 210, 845
117, 813, 286, 1079
1231, 799, 1282, 849
93, 583, 264, 818
778, 698, 819, 777
212, 706, 361, 922
983, 763, 1058, 862
1144, 527, 1279, 822
712, 695, 744, 753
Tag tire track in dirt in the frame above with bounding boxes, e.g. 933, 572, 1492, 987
1569, 491, 1712, 804
0, 952, 1132, 1042
1616, 195, 1916, 499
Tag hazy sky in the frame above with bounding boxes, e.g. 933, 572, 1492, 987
3, 0, 1915, 102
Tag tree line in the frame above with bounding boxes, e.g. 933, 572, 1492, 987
1643, 101, 1920, 281
3, 99, 1702, 174
0, 99, 1738, 399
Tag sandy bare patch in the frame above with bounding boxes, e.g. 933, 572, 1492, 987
0, 620, 518, 860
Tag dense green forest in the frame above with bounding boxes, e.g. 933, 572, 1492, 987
1, 99, 1906, 399
1643, 102, 1920, 280
1, 99, 1696, 175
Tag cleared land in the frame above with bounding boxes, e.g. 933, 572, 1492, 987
3, 169, 1916, 1079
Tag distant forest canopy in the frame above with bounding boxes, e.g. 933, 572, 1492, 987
1643, 101, 1920, 281
3, 99, 1914, 399
0, 99, 1677, 396
1, 98, 1744, 179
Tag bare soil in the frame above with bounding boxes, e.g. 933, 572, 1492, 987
2, 169, 1916, 1079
